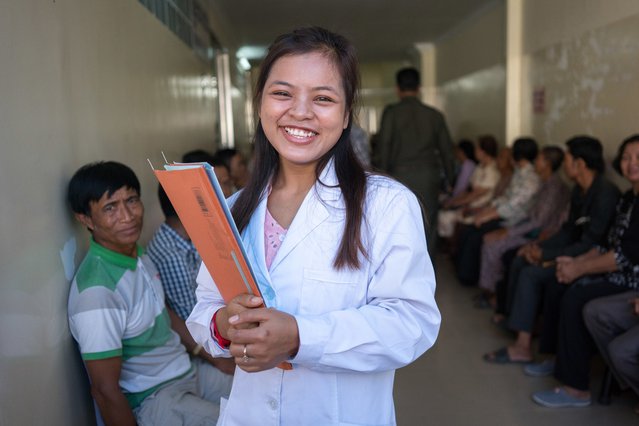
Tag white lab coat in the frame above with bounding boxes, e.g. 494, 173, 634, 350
187, 161, 440, 426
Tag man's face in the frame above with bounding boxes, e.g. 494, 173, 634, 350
214, 166, 234, 198
76, 186, 144, 257
563, 152, 578, 180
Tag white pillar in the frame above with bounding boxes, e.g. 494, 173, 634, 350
415, 42, 438, 107
216, 52, 234, 148
506, 0, 524, 145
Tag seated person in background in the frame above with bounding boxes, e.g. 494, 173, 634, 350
147, 185, 236, 375
448, 139, 478, 198
216, 148, 249, 190
585, 291, 639, 414
483, 135, 620, 365
476, 146, 570, 309
455, 137, 541, 286
529, 135, 639, 408
67, 161, 231, 426
437, 135, 500, 239
492, 146, 515, 199
350, 122, 372, 167
182, 149, 235, 197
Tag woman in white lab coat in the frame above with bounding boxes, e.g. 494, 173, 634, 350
186, 27, 441, 426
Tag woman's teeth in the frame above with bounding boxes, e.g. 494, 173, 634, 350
285, 127, 317, 138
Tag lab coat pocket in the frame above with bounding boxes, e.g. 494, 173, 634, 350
301, 268, 358, 315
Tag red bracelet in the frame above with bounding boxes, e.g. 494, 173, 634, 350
211, 310, 231, 348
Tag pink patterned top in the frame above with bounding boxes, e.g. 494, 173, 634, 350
264, 208, 288, 270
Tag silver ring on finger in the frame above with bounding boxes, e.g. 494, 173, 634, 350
242, 344, 250, 363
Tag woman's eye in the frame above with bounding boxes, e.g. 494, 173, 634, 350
272, 91, 290, 97
315, 96, 334, 103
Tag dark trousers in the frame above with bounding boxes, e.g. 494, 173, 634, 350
541, 277, 629, 391
507, 261, 557, 332
495, 247, 518, 315
454, 219, 502, 286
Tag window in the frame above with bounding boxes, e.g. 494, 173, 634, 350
138, 0, 219, 61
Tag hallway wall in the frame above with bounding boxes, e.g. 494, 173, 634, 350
521, 0, 639, 169
436, 1, 506, 144
0, 1, 219, 424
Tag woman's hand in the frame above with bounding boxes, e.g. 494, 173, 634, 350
216, 295, 263, 340
555, 256, 582, 284
227, 308, 300, 373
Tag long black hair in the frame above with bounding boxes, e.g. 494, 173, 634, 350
231, 27, 367, 269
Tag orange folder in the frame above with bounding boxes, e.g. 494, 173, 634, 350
154, 163, 262, 303
154, 162, 292, 370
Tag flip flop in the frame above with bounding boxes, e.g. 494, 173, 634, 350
474, 297, 492, 309
483, 347, 532, 364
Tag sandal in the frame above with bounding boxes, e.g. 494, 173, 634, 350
483, 347, 532, 364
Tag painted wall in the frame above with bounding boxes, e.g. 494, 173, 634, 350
436, 1, 507, 144
0, 1, 219, 424
521, 0, 639, 188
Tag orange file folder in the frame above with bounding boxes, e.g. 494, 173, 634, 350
154, 162, 292, 370
154, 163, 262, 303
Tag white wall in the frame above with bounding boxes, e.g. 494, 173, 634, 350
0, 1, 219, 424
521, 0, 639, 165
436, 1, 507, 143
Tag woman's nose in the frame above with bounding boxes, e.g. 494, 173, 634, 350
288, 97, 313, 119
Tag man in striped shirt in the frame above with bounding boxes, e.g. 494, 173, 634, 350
67, 161, 231, 426
147, 151, 236, 375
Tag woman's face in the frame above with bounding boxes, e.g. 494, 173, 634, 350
259, 52, 349, 169
534, 153, 549, 175
475, 146, 487, 164
497, 148, 512, 170
620, 141, 639, 187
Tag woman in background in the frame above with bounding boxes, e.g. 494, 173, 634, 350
449, 138, 477, 197
438, 135, 500, 239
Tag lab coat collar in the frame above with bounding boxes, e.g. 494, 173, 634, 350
246, 158, 341, 276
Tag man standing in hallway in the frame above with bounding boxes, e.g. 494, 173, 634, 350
377, 67, 455, 250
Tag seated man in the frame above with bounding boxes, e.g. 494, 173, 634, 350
67, 161, 231, 426
147, 153, 235, 375
529, 134, 639, 408
585, 291, 639, 414
484, 135, 620, 364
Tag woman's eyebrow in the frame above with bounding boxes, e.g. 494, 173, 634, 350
268, 80, 339, 94
269, 80, 293, 88
313, 85, 339, 94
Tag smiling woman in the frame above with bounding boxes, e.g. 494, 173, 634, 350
260, 52, 349, 170
186, 27, 441, 426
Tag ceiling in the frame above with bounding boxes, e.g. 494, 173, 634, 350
208, 0, 497, 63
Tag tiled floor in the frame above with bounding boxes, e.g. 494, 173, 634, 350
393, 254, 637, 425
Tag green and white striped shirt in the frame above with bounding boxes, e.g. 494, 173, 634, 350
68, 239, 192, 408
